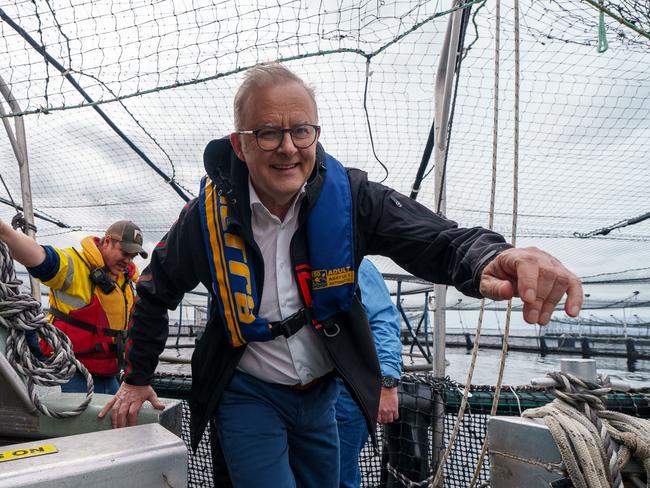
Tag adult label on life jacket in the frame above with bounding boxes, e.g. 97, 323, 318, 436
312, 266, 355, 290
0, 444, 58, 463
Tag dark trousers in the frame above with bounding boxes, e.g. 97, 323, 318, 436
214, 371, 339, 488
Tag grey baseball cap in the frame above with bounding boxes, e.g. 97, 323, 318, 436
105, 220, 148, 259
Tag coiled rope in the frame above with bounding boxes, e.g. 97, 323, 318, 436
523, 371, 650, 488
0, 241, 93, 418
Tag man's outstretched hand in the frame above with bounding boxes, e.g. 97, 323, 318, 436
98, 382, 165, 428
479, 247, 583, 325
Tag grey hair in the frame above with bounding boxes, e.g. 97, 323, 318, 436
233, 63, 318, 130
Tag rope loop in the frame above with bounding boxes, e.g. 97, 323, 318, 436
0, 241, 93, 418
547, 371, 610, 412
523, 370, 650, 488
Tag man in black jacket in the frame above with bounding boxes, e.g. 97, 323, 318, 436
99, 63, 583, 487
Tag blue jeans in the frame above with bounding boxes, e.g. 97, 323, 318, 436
61, 372, 119, 394
214, 371, 339, 488
335, 378, 369, 488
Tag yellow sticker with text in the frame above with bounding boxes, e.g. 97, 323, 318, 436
312, 267, 355, 289
0, 444, 58, 463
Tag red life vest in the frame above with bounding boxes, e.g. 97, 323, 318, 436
42, 294, 127, 376
38, 238, 138, 376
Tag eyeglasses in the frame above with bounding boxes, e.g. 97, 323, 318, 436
236, 124, 320, 151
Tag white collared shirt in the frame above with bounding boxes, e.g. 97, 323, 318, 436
236, 178, 334, 385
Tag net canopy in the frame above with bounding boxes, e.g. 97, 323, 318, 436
0, 0, 648, 285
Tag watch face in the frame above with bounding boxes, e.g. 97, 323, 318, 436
382, 377, 399, 388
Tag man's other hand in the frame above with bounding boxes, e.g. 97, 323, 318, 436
98, 382, 165, 428
377, 387, 399, 424
479, 247, 583, 325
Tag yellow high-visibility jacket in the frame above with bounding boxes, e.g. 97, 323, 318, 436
39, 236, 139, 375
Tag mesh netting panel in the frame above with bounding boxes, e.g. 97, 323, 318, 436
181, 402, 215, 488
1, 0, 649, 333
0, 0, 648, 279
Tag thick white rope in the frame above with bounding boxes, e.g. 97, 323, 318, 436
523, 372, 650, 488
601, 410, 650, 480
0, 241, 93, 418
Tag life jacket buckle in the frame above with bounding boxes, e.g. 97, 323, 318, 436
270, 308, 311, 339
277, 318, 294, 338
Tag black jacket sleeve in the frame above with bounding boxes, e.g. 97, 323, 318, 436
125, 199, 209, 385
350, 170, 512, 298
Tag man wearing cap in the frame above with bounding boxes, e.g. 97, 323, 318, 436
0, 219, 147, 394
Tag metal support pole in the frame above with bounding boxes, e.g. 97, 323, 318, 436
0, 75, 40, 302
432, 0, 464, 377
431, 3, 464, 484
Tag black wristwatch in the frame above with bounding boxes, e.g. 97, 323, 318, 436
381, 376, 400, 388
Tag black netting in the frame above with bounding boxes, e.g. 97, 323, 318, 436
152, 373, 650, 487
181, 402, 215, 488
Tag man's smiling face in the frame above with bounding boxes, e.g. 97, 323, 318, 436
230, 80, 319, 218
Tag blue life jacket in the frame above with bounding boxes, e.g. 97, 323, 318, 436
198, 153, 356, 347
